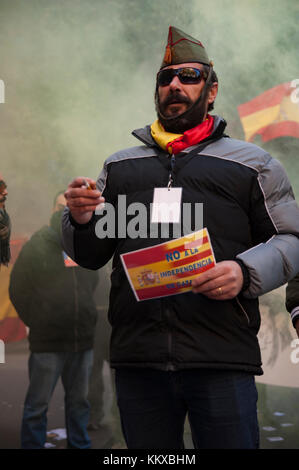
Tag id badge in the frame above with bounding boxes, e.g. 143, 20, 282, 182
151, 187, 182, 223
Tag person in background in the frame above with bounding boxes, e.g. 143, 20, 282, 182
62, 26, 299, 449
87, 261, 112, 430
286, 274, 299, 337
9, 191, 99, 449
0, 174, 11, 266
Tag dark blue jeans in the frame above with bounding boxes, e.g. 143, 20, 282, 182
115, 368, 259, 449
21, 350, 93, 449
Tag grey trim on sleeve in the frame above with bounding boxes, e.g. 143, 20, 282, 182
256, 157, 299, 234
291, 307, 299, 327
105, 145, 158, 163
96, 165, 108, 193
96, 146, 158, 194
198, 137, 299, 298
236, 155, 299, 297
61, 207, 75, 261
199, 138, 299, 235
238, 234, 299, 298
198, 137, 271, 171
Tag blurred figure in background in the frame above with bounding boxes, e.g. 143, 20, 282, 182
88, 261, 112, 431
0, 174, 27, 343
9, 191, 98, 449
0, 174, 11, 266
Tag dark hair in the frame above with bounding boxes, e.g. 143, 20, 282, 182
202, 65, 218, 112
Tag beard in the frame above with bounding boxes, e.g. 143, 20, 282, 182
155, 88, 208, 134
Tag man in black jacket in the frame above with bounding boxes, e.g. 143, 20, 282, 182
9, 191, 98, 449
61, 27, 299, 449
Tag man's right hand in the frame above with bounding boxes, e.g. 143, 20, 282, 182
64, 177, 105, 225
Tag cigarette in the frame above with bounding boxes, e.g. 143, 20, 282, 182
83, 180, 93, 190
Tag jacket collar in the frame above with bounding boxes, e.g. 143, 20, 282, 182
131, 115, 227, 150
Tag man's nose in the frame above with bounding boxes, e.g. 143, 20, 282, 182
169, 75, 182, 91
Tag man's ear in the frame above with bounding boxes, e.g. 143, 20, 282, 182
208, 82, 218, 106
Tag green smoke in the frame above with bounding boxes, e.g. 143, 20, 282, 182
0, 0, 298, 235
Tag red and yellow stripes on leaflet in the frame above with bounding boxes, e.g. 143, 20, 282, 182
121, 228, 215, 301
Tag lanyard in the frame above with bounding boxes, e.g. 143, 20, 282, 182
156, 132, 227, 190
167, 154, 176, 190
157, 144, 208, 190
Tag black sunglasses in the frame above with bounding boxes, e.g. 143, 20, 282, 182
157, 67, 204, 87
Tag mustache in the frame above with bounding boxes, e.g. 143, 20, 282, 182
161, 92, 192, 107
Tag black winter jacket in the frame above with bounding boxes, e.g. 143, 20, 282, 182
9, 221, 98, 352
62, 117, 299, 374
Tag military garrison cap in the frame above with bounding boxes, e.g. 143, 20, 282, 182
160, 26, 211, 69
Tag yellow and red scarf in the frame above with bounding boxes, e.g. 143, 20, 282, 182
151, 114, 214, 155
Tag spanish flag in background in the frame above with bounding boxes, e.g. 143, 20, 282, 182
238, 81, 299, 143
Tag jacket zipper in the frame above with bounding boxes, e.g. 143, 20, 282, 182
235, 297, 250, 325
164, 305, 175, 371
72, 268, 79, 352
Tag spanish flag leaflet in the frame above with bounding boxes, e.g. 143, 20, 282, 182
121, 228, 215, 302
238, 81, 299, 143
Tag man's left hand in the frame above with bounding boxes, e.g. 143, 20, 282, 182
192, 261, 244, 300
